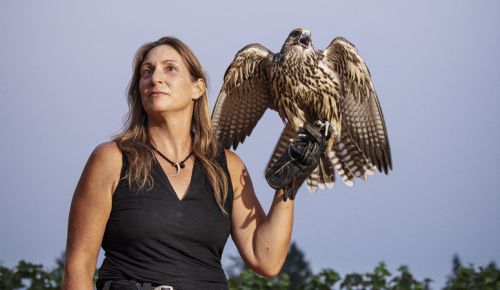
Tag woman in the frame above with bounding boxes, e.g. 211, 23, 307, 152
62, 36, 323, 290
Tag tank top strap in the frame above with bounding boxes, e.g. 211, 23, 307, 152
213, 147, 233, 215
216, 148, 228, 169
119, 150, 129, 180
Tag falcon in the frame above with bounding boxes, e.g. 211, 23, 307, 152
211, 28, 392, 192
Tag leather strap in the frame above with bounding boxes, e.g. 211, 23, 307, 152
101, 280, 174, 290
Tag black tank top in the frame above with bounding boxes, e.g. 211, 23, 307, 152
97, 151, 233, 290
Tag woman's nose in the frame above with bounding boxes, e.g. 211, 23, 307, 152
151, 68, 164, 84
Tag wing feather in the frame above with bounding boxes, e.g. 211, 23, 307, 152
323, 37, 392, 174
211, 44, 275, 149
265, 122, 297, 175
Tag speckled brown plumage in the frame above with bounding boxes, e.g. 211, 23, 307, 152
211, 28, 392, 192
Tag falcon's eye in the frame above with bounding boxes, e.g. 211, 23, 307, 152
290, 30, 301, 38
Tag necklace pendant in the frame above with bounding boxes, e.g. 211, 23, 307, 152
149, 143, 193, 176
172, 162, 181, 177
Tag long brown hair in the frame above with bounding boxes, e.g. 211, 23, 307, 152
114, 36, 229, 214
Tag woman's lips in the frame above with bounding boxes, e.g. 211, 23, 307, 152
149, 91, 168, 97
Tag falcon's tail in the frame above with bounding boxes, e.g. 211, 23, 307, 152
305, 124, 336, 192
268, 122, 375, 195
329, 134, 375, 187
306, 128, 376, 191
306, 150, 335, 192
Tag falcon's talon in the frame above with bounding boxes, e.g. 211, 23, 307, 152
312, 120, 334, 140
329, 124, 338, 139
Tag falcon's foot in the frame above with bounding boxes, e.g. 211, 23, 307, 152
266, 120, 334, 201
312, 120, 336, 140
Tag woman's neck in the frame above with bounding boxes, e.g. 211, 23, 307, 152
147, 113, 193, 160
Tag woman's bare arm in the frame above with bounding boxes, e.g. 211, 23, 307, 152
227, 150, 294, 277
61, 142, 121, 290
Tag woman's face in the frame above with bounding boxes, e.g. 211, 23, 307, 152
139, 45, 201, 116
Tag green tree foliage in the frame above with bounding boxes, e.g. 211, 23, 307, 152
301, 269, 341, 290
443, 255, 500, 290
228, 262, 434, 290
226, 241, 313, 290
1, 250, 499, 289
282, 242, 313, 289
227, 243, 499, 290
0, 260, 63, 290
228, 269, 291, 290
226, 241, 313, 289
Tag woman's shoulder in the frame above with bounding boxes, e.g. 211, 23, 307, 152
86, 141, 123, 175
92, 141, 122, 161
223, 149, 249, 194
224, 149, 245, 171
75, 142, 123, 199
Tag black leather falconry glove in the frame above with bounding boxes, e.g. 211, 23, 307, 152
266, 121, 333, 201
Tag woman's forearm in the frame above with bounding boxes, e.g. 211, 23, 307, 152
61, 268, 95, 290
253, 189, 294, 276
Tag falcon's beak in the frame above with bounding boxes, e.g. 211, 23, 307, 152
299, 31, 312, 47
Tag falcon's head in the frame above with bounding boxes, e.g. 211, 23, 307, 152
284, 28, 312, 49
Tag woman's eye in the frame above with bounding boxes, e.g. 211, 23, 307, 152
165, 65, 176, 72
141, 68, 151, 76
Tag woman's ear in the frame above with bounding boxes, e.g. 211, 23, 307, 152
192, 78, 206, 100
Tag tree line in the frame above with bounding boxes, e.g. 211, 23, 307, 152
1, 242, 499, 289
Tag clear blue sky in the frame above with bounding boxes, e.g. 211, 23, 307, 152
1, 0, 499, 288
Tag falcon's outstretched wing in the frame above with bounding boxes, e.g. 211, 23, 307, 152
211, 44, 275, 149
323, 37, 392, 174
